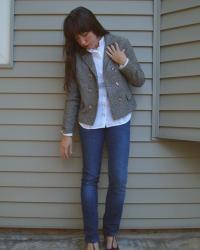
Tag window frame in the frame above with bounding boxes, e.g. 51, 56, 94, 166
0, 0, 15, 68
152, 0, 161, 139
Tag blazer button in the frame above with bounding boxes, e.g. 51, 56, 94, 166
88, 73, 93, 79
115, 81, 119, 86
118, 97, 122, 101
88, 105, 93, 109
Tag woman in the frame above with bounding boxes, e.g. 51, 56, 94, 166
60, 6, 145, 250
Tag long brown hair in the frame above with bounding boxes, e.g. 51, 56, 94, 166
63, 6, 109, 91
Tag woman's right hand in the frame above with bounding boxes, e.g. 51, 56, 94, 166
60, 136, 73, 159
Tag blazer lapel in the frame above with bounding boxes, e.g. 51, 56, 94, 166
103, 33, 116, 74
80, 33, 114, 80
81, 52, 98, 80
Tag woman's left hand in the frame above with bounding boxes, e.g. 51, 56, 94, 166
106, 42, 127, 65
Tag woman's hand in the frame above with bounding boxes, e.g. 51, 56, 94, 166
106, 42, 127, 65
60, 136, 73, 159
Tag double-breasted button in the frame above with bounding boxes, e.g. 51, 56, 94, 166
112, 66, 117, 72
115, 81, 119, 86
88, 73, 93, 79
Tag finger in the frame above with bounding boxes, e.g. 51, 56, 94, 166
106, 50, 113, 58
106, 46, 114, 54
64, 147, 69, 159
60, 145, 66, 159
62, 150, 67, 159
65, 145, 72, 159
110, 44, 116, 51
69, 144, 73, 156
115, 42, 120, 51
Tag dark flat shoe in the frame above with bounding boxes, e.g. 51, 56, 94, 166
103, 235, 119, 250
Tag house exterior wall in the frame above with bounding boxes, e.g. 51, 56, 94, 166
0, 0, 199, 229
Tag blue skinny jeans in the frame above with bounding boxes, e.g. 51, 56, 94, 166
78, 120, 130, 243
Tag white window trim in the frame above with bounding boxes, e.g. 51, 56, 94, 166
152, 0, 161, 139
0, 0, 14, 68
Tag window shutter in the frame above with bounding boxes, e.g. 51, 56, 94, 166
154, 0, 200, 141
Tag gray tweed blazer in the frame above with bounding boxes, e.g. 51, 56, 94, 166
62, 32, 145, 134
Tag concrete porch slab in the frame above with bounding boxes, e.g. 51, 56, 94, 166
0, 229, 199, 250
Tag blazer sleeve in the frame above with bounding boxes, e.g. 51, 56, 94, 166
62, 78, 80, 134
119, 38, 145, 87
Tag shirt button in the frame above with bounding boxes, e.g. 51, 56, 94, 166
115, 81, 119, 86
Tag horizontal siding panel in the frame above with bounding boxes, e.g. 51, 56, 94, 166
0, 157, 200, 173
15, 46, 66, 62
15, 15, 153, 31
14, 30, 64, 46
161, 7, 200, 30
0, 171, 200, 188
0, 203, 200, 218
0, 62, 150, 78
160, 24, 200, 46
161, 0, 200, 14
0, 141, 200, 157
160, 77, 200, 94
0, 94, 65, 109
160, 42, 200, 62
160, 94, 200, 110
0, 78, 64, 93
0, 110, 152, 126
0, 110, 64, 125
159, 128, 200, 142
0, 172, 200, 188
0, 217, 200, 229
14, 46, 152, 63
133, 111, 152, 126
15, 0, 153, 15
0, 94, 151, 110
1, 187, 200, 203
0, 125, 152, 142
160, 59, 200, 78
0, 78, 152, 94
0, 62, 64, 77
14, 31, 153, 46
160, 111, 200, 127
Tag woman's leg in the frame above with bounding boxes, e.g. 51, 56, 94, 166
79, 125, 105, 243
103, 120, 130, 237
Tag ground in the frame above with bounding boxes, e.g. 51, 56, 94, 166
0, 229, 199, 250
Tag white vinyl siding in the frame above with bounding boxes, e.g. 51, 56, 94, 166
158, 0, 200, 141
0, 0, 200, 229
